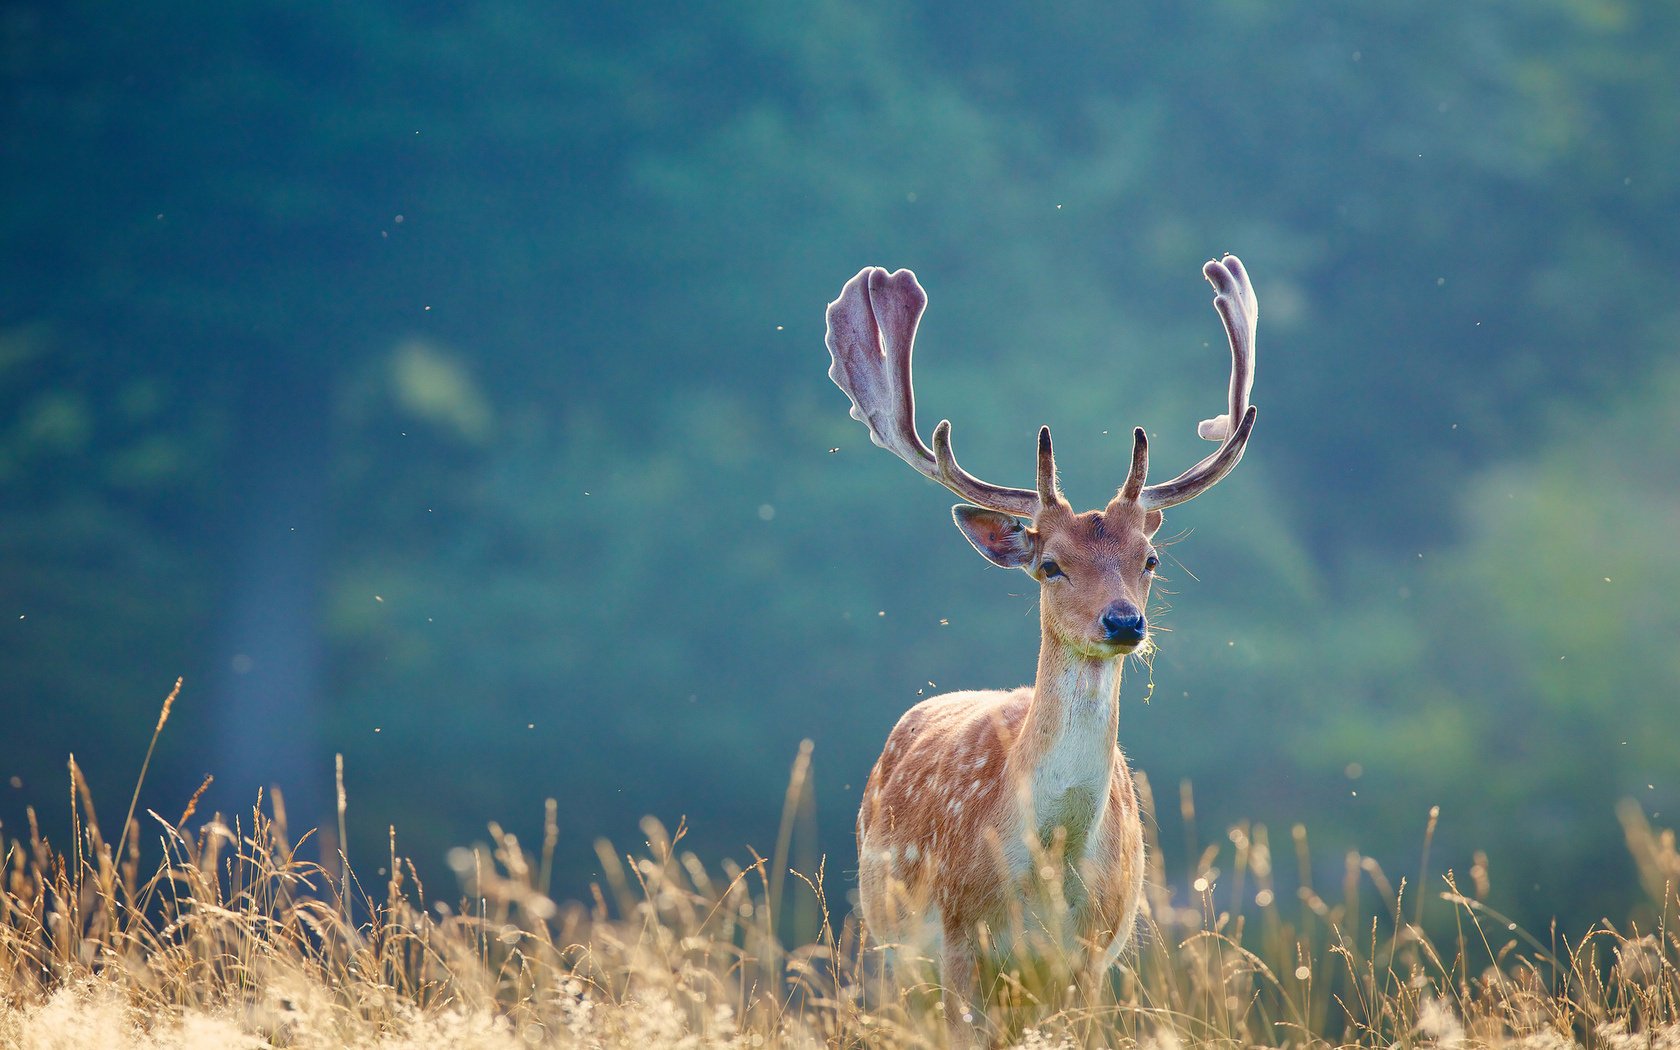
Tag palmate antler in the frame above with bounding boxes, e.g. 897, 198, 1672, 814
825, 256, 1259, 518
1125, 255, 1260, 511
825, 267, 1044, 518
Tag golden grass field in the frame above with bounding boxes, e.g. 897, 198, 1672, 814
4, 688, 1680, 1048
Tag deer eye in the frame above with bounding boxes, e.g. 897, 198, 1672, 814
1040, 558, 1066, 581
1144, 553, 1160, 573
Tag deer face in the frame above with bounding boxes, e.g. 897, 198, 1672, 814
955, 497, 1164, 658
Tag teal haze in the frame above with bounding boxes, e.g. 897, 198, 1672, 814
2, 1, 1678, 934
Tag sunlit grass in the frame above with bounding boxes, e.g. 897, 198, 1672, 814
4, 690, 1680, 1047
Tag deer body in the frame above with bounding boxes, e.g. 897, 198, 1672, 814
825, 257, 1259, 1043
856, 634, 1144, 969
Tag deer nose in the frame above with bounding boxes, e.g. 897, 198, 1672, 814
1099, 605, 1147, 645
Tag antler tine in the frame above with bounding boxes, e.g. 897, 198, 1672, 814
1138, 405, 1257, 510
827, 267, 1042, 519
1136, 255, 1260, 511
1034, 426, 1063, 507
1119, 427, 1148, 501
928, 421, 1044, 517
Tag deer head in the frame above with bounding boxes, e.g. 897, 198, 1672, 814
825, 256, 1258, 659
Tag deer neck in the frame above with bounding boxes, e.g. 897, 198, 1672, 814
1007, 625, 1123, 856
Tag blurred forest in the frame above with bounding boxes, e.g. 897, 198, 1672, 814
2, 0, 1677, 934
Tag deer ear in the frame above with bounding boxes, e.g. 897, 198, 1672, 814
1144, 509, 1164, 537
952, 505, 1036, 569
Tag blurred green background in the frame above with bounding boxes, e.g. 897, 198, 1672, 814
3, 0, 1677, 933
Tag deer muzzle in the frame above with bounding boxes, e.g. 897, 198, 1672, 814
1098, 603, 1148, 649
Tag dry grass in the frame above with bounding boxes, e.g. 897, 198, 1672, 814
4, 694, 1680, 1047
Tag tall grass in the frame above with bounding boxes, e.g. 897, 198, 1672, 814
3, 690, 1679, 1047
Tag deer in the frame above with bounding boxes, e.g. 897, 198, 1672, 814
827, 255, 1258, 1045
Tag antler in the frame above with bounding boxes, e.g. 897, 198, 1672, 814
1130, 255, 1260, 511
826, 267, 1045, 518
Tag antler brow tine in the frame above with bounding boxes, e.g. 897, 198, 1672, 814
1035, 426, 1063, 506
1119, 427, 1148, 501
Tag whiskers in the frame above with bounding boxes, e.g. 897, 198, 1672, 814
1157, 530, 1199, 584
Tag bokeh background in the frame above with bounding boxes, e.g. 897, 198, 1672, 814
3, 1, 1677, 935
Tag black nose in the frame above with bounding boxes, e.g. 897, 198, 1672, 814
1099, 605, 1147, 645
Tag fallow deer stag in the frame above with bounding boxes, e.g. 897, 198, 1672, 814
827, 256, 1258, 1044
